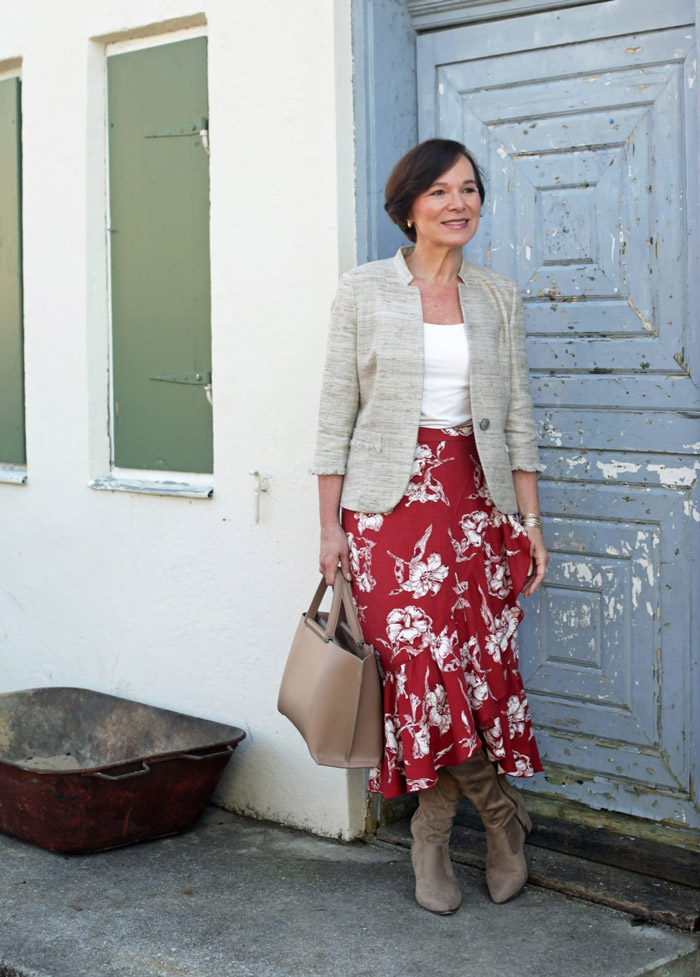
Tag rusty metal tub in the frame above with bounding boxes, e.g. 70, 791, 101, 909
0, 687, 246, 854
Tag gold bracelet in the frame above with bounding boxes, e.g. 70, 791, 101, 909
520, 513, 543, 529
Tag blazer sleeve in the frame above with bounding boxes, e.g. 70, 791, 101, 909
504, 282, 544, 473
309, 273, 360, 475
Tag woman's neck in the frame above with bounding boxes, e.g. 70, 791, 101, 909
405, 243, 463, 283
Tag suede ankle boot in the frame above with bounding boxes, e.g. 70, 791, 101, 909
410, 770, 463, 914
448, 748, 532, 904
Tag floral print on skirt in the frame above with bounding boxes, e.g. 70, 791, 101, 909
342, 425, 543, 798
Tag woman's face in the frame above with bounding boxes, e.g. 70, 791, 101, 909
409, 155, 481, 249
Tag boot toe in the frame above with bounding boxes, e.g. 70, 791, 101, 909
415, 879, 462, 914
411, 841, 462, 914
486, 861, 528, 903
485, 822, 529, 903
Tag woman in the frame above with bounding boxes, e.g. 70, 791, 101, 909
311, 139, 548, 914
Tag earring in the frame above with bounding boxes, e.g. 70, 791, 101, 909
407, 219, 413, 229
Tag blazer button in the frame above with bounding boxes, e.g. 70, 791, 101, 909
479, 418, 490, 431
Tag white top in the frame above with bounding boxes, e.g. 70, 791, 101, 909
419, 322, 472, 428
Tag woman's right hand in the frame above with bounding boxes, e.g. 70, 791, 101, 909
319, 522, 352, 586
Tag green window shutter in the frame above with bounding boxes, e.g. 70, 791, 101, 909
0, 77, 25, 465
107, 38, 212, 473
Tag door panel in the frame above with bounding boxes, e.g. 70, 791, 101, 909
418, 0, 700, 828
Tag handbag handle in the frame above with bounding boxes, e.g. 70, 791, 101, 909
307, 573, 365, 647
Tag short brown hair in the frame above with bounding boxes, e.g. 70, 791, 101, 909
384, 139, 486, 243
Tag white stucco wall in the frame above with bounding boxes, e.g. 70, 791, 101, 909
0, 0, 367, 838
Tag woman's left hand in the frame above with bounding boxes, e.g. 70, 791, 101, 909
521, 526, 549, 597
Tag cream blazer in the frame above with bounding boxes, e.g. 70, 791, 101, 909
311, 246, 543, 514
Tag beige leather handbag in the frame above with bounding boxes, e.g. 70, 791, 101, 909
278, 575, 384, 768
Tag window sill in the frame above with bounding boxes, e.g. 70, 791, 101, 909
89, 475, 213, 499
0, 466, 27, 485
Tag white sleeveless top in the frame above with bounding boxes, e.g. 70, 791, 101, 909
419, 322, 472, 428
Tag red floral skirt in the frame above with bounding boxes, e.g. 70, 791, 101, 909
342, 425, 543, 798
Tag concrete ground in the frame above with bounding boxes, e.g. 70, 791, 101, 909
0, 807, 698, 977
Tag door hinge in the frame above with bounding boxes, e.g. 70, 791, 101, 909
150, 370, 212, 406
146, 117, 207, 139
146, 118, 210, 155
149, 370, 212, 385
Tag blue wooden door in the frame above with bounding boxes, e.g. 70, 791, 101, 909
418, 0, 700, 829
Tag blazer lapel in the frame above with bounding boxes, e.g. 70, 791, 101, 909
389, 247, 426, 389
391, 279, 425, 389
458, 262, 503, 370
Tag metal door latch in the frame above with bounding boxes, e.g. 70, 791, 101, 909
249, 470, 272, 524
